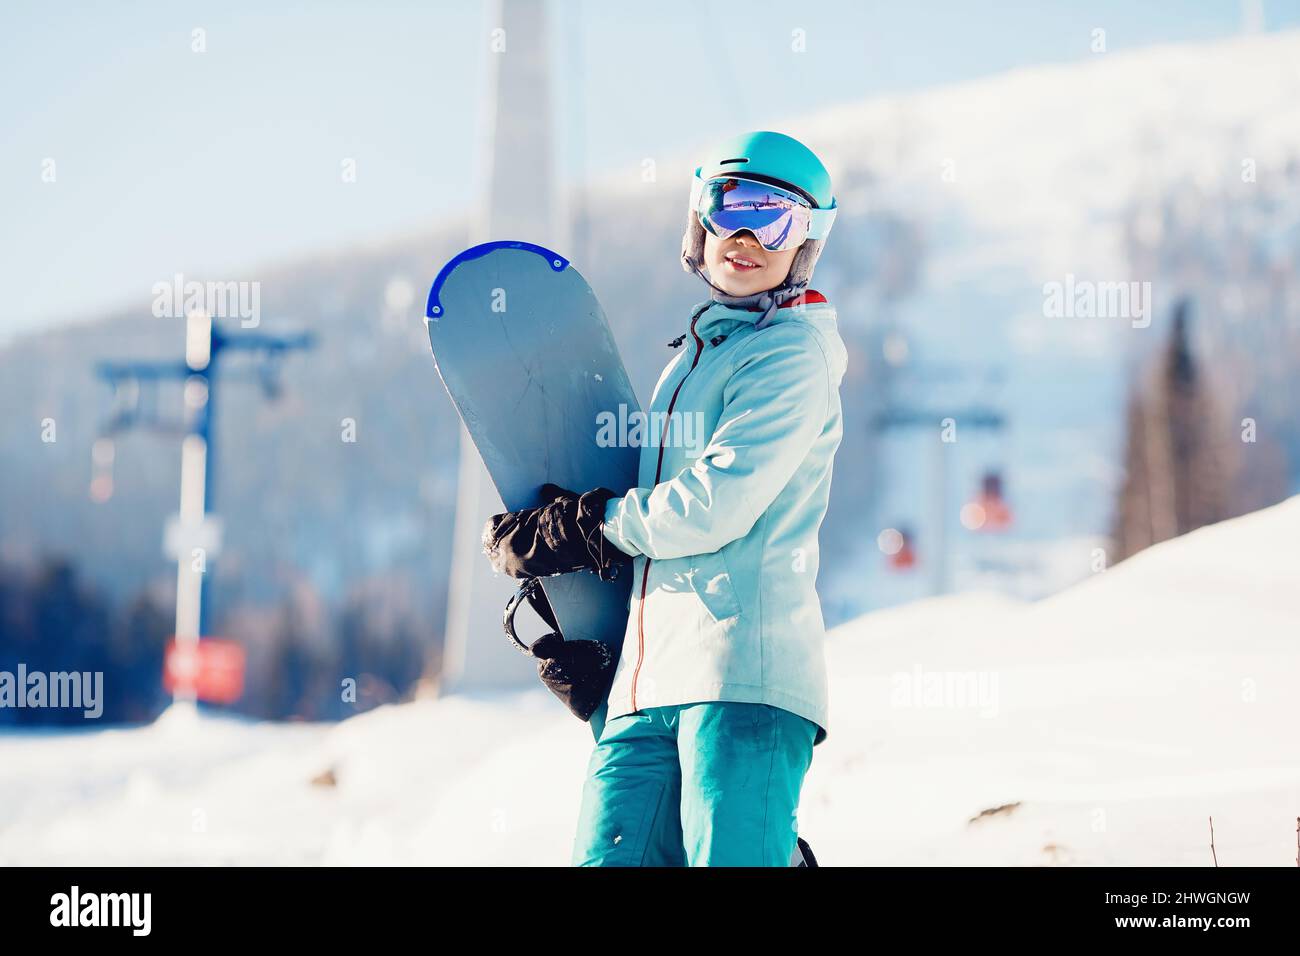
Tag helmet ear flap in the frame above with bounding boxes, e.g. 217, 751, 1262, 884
787, 238, 825, 288
681, 207, 706, 272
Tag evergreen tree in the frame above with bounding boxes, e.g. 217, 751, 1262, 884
1113, 298, 1235, 562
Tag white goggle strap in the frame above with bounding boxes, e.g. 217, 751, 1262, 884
806, 202, 837, 242
689, 169, 704, 221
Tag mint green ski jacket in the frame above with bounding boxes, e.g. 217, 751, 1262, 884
599, 292, 848, 745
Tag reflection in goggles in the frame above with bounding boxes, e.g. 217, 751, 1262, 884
698, 177, 812, 252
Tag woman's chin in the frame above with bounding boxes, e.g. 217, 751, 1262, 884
709, 267, 763, 297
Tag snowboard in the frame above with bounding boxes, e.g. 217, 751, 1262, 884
425, 240, 642, 741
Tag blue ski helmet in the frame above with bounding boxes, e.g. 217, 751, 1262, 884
682, 130, 837, 294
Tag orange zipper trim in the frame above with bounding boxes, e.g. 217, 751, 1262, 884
630, 311, 705, 712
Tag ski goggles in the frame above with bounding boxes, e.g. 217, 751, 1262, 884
691, 173, 836, 252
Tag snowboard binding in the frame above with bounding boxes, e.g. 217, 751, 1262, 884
792, 835, 818, 867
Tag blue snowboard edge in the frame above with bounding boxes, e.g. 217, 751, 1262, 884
426, 240, 571, 319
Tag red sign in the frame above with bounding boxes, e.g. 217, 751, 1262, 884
164, 638, 246, 703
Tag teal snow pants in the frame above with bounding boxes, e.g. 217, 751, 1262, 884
570, 701, 818, 867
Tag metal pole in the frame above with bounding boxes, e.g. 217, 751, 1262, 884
932, 432, 949, 597
198, 334, 217, 638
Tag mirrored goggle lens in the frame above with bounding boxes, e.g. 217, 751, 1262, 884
697, 177, 813, 252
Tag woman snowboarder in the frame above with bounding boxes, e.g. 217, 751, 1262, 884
484, 130, 847, 866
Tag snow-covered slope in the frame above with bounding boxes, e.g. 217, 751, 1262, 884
809, 494, 1300, 866
3, 496, 1297, 865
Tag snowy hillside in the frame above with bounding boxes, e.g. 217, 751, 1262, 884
3, 496, 1297, 866
805, 28, 1300, 307
789, 28, 1300, 609
811, 495, 1300, 866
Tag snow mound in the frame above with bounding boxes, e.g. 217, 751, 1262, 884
813, 495, 1300, 865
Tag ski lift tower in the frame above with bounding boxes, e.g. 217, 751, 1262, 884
94, 312, 314, 709
438, 0, 572, 694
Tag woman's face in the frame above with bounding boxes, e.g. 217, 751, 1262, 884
703, 228, 799, 297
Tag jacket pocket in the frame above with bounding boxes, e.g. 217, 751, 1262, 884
687, 550, 742, 623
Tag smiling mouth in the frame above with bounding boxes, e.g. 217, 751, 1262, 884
724, 251, 763, 272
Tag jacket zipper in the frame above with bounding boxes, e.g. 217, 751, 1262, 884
630, 310, 706, 712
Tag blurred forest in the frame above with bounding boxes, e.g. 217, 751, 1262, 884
0, 557, 429, 725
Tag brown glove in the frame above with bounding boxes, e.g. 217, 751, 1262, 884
482, 483, 630, 581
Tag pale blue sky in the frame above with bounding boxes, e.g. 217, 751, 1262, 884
1, 0, 1293, 338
